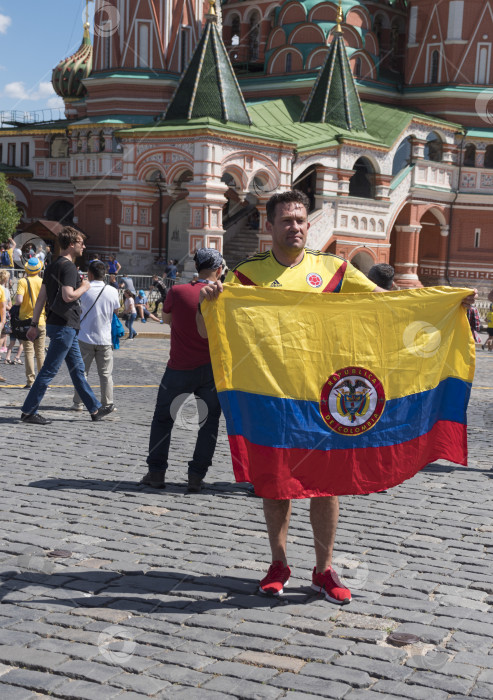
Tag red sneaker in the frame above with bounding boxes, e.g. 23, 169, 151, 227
258, 561, 291, 596
311, 566, 351, 605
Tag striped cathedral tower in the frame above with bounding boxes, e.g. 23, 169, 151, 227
84, 0, 211, 118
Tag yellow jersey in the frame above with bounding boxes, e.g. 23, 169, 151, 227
16, 275, 46, 325
226, 249, 376, 294
487, 309, 493, 329
0, 285, 5, 304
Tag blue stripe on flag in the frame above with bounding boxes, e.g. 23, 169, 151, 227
219, 377, 470, 451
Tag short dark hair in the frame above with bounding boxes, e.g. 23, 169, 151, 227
89, 260, 106, 280
367, 263, 394, 290
266, 190, 311, 223
58, 226, 85, 250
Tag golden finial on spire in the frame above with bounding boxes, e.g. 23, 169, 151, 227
84, 0, 94, 35
335, 0, 343, 33
208, 0, 216, 16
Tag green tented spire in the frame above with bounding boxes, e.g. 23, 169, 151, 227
164, 0, 251, 126
300, 3, 366, 131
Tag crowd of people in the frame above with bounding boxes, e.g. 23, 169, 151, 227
0, 237, 172, 386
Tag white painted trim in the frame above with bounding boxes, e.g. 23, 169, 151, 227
475, 43, 491, 85
452, 1, 493, 81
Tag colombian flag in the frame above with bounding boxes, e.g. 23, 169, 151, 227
203, 286, 474, 499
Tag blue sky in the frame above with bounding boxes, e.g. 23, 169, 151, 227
0, 0, 90, 117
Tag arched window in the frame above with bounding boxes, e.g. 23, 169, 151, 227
286, 52, 292, 73
249, 13, 260, 62
373, 16, 383, 53
354, 57, 362, 78
430, 50, 440, 83
349, 157, 375, 198
392, 136, 413, 175
484, 145, 493, 168
293, 167, 317, 212
463, 144, 476, 167
231, 15, 240, 46
425, 132, 443, 162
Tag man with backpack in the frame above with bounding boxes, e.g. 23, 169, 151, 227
20, 226, 113, 425
0, 238, 15, 269
70, 260, 121, 413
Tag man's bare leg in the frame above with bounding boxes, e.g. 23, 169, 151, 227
310, 495, 339, 572
263, 498, 292, 565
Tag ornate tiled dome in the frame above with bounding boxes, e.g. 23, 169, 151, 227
52, 23, 93, 99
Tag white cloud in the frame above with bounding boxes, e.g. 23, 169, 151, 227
4, 80, 58, 102
46, 95, 64, 109
0, 14, 11, 34
4, 81, 29, 99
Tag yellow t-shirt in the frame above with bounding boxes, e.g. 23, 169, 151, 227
0, 285, 5, 303
16, 275, 46, 325
226, 249, 377, 293
487, 310, 493, 329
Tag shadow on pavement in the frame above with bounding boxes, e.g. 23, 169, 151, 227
0, 568, 323, 612
28, 478, 255, 496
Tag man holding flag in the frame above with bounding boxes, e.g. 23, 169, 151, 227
198, 190, 476, 606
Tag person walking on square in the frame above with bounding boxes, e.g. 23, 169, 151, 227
20, 226, 113, 425
123, 290, 137, 339
15, 257, 47, 388
71, 260, 120, 413
140, 248, 223, 493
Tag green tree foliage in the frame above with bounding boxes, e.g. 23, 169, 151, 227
0, 173, 21, 243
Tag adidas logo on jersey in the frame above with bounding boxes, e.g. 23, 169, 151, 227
270, 280, 282, 287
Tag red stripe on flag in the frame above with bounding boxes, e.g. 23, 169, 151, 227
233, 270, 256, 286
229, 420, 467, 499
323, 260, 347, 293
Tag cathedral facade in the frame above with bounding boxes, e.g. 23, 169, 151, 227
1, 0, 493, 289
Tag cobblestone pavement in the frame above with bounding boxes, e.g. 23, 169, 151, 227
0, 334, 492, 700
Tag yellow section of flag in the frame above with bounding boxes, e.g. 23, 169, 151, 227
202, 285, 474, 402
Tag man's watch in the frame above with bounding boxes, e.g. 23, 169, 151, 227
30, 321, 38, 328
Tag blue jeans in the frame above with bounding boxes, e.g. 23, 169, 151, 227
22, 324, 101, 415
147, 363, 222, 480
126, 313, 137, 338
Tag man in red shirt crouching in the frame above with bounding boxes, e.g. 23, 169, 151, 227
140, 249, 223, 493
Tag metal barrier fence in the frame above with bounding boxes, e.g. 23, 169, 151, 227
2, 270, 176, 307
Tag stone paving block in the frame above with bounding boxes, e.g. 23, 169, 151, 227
333, 655, 413, 682
202, 676, 286, 699
149, 663, 213, 685
0, 645, 69, 672
110, 670, 170, 694
370, 679, 449, 699
147, 649, 215, 670
175, 640, 240, 660
28, 638, 100, 660
473, 682, 493, 699
232, 621, 294, 641
56, 659, 121, 683
205, 660, 278, 682
0, 668, 67, 693
299, 662, 372, 688
406, 670, 475, 695
221, 634, 284, 653
273, 644, 337, 663
331, 628, 388, 643
161, 687, 235, 699
173, 625, 231, 644
236, 650, 305, 672
270, 671, 350, 698
53, 678, 123, 699
0, 685, 38, 700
